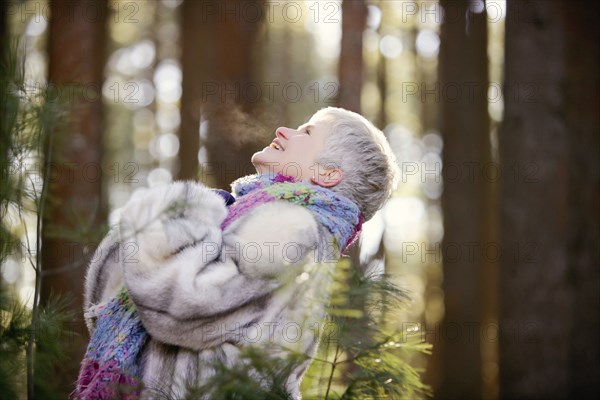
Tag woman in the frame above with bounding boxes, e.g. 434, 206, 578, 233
75, 107, 398, 399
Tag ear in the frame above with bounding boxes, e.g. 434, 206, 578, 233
310, 167, 343, 188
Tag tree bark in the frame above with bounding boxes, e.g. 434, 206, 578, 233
41, 0, 107, 396
563, 2, 600, 397
178, 0, 213, 181
179, 0, 263, 189
336, 0, 369, 387
500, 1, 570, 397
500, 0, 599, 398
338, 0, 367, 113
0, 1, 6, 53
438, 0, 490, 398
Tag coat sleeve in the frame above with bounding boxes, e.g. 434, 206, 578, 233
118, 181, 322, 350
83, 228, 123, 334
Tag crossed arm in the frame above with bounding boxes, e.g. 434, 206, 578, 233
85, 181, 321, 350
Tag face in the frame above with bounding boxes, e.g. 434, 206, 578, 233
251, 116, 333, 182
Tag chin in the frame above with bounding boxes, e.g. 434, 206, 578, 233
250, 151, 261, 164
251, 149, 270, 165
251, 150, 272, 175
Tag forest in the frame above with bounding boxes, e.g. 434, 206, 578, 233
0, 0, 598, 399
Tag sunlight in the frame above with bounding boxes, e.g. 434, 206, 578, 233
416, 28, 440, 59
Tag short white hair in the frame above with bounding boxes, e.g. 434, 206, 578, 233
311, 107, 398, 221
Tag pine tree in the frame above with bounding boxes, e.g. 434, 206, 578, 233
0, 39, 76, 399
170, 259, 432, 400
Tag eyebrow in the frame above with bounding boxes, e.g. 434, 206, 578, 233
299, 124, 315, 130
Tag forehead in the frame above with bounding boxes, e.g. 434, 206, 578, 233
303, 114, 335, 129
298, 122, 332, 137
308, 112, 336, 123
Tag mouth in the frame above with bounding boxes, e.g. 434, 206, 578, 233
269, 138, 285, 151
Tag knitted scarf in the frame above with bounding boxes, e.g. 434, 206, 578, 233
224, 173, 362, 251
74, 173, 362, 399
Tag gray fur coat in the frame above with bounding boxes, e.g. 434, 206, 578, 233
83, 181, 339, 399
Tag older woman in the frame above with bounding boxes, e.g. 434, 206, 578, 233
75, 107, 397, 399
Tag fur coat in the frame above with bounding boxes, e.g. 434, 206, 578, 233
83, 181, 342, 399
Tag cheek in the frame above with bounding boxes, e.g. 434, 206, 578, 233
286, 146, 310, 165
283, 139, 321, 168
303, 143, 323, 164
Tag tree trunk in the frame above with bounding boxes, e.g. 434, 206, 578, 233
500, 1, 570, 397
41, 0, 107, 396
178, 0, 213, 181
179, 0, 263, 189
338, 0, 367, 113
499, 0, 599, 397
563, 2, 600, 396
438, 0, 490, 398
0, 1, 6, 53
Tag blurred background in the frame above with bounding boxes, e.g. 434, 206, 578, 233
1, 0, 598, 399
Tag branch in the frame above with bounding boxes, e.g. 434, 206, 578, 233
27, 117, 54, 400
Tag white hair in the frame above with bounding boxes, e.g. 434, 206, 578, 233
311, 107, 399, 221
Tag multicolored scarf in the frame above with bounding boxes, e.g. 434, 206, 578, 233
74, 173, 362, 399
225, 173, 362, 252
75, 289, 146, 399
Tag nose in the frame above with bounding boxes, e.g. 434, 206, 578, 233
276, 127, 292, 140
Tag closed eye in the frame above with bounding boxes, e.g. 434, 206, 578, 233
305, 129, 311, 135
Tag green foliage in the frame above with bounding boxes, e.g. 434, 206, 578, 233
303, 259, 432, 399
1, 39, 74, 399
156, 259, 431, 400
1, 39, 65, 262
0, 291, 76, 400
186, 347, 301, 400
32, 294, 78, 400
0, 290, 29, 399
